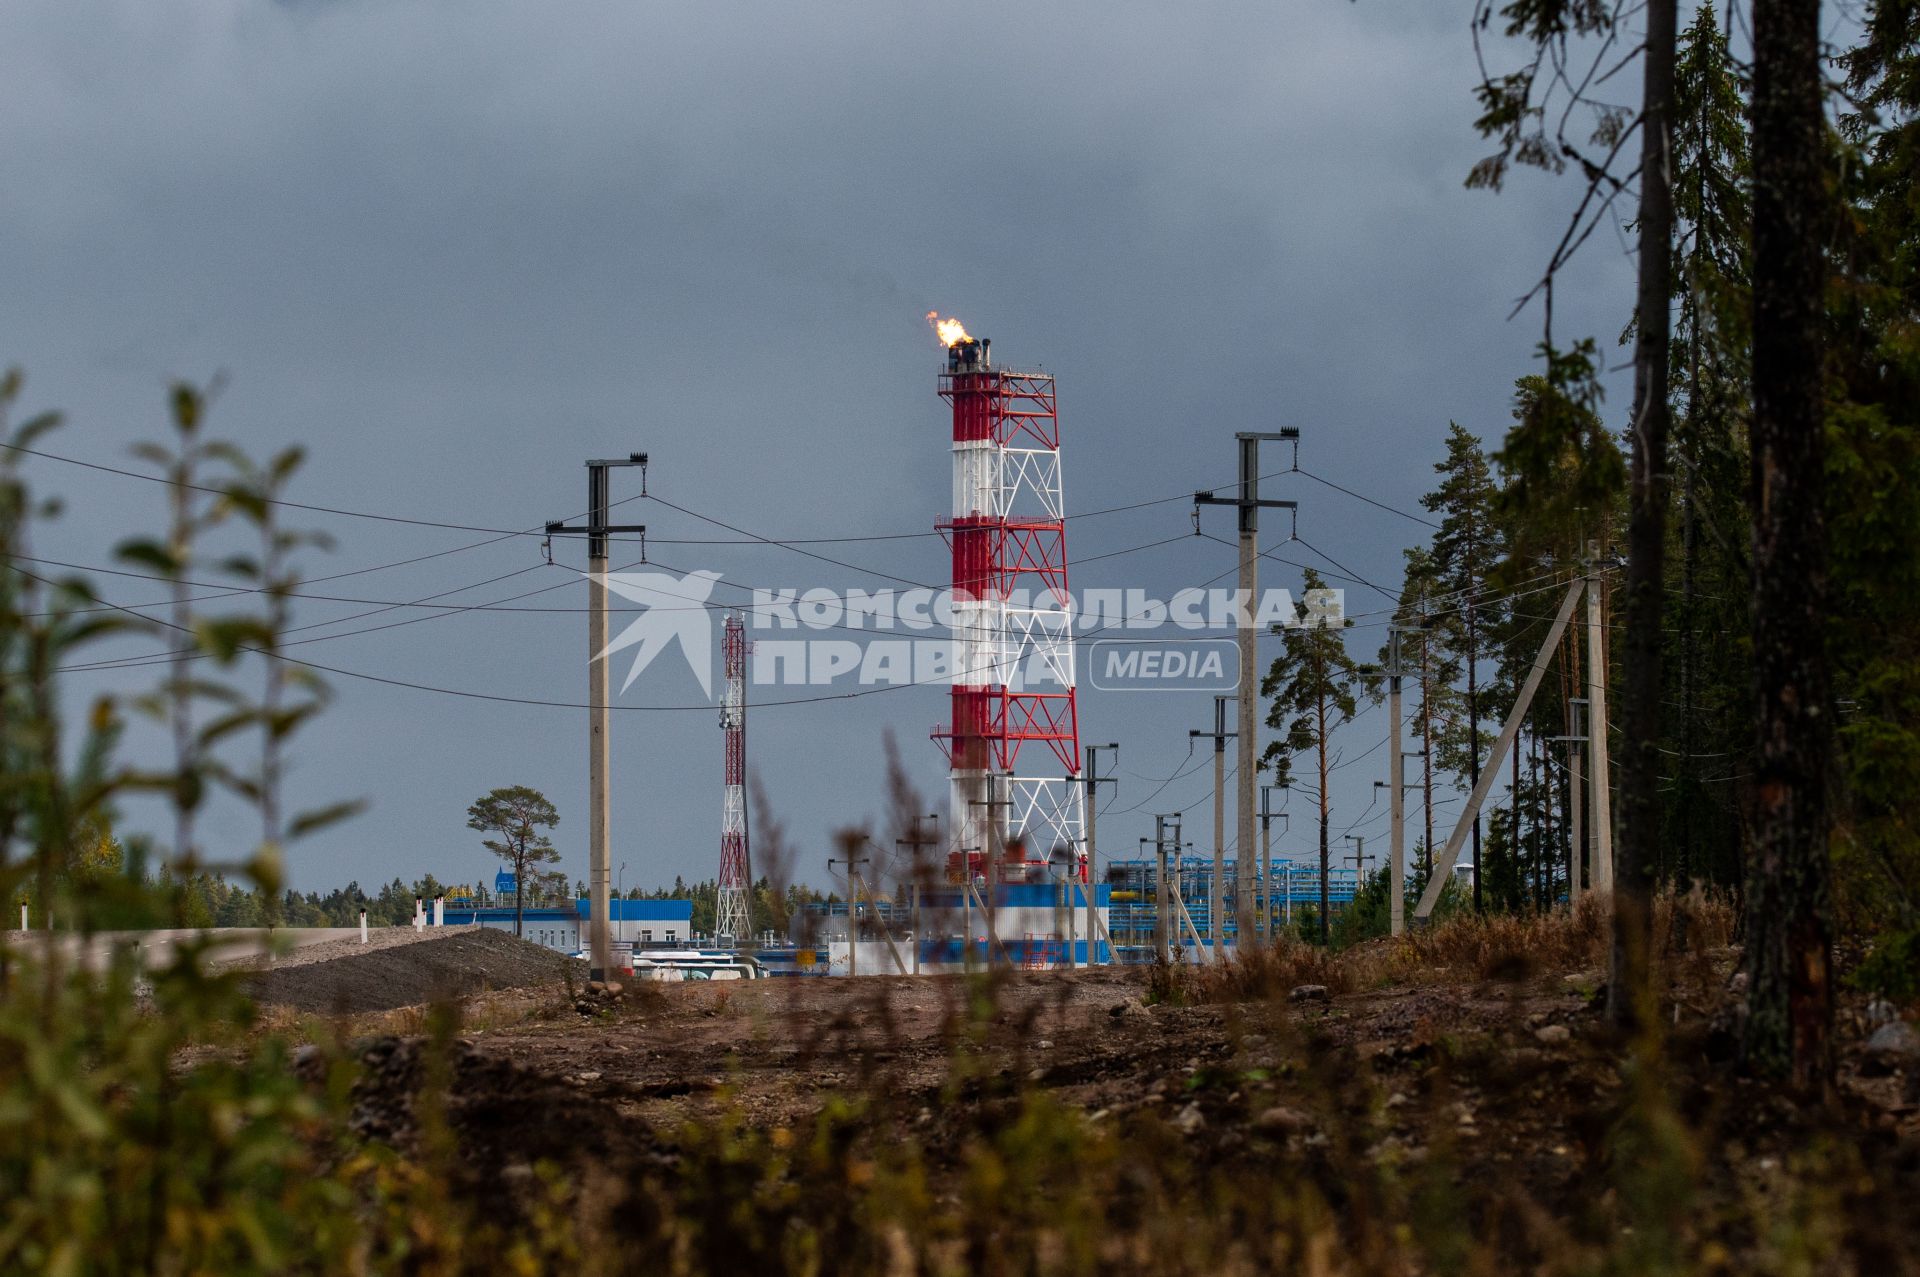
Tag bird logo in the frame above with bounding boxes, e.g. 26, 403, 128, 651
591, 569, 724, 698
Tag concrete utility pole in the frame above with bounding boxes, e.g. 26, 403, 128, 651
895, 813, 938, 976
1343, 834, 1373, 878
1194, 431, 1299, 951
1189, 697, 1235, 955
1082, 744, 1119, 967
955, 845, 979, 972
1553, 697, 1589, 904
1171, 838, 1212, 955
1151, 813, 1181, 964
827, 850, 871, 978
1140, 838, 1159, 959
1259, 785, 1288, 937
546, 454, 648, 982
1385, 627, 1408, 934
1414, 577, 1587, 921
969, 775, 1012, 969
1585, 544, 1614, 893
857, 837, 910, 975
910, 883, 920, 975
1375, 623, 1426, 935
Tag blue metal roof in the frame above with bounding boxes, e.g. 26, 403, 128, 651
442, 899, 693, 925
442, 905, 577, 924
571, 898, 694, 922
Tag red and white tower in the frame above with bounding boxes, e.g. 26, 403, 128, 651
931, 320, 1085, 883
716, 612, 751, 943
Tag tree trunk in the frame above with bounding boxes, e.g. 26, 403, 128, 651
515, 849, 526, 938
1742, 0, 1833, 1092
1609, 0, 1679, 1034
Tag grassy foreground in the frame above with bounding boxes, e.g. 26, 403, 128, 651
4, 897, 1917, 1276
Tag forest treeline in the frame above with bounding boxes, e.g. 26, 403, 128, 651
1250, 1, 1920, 1087
40, 857, 825, 938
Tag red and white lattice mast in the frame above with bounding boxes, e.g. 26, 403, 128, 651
716, 612, 752, 943
930, 315, 1084, 884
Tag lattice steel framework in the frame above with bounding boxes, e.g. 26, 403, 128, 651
715, 613, 751, 942
932, 339, 1085, 882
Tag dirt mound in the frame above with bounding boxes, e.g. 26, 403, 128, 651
247, 928, 585, 1014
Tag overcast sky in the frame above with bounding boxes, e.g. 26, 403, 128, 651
2, 0, 1637, 899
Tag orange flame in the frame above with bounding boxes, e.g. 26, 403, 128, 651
925, 311, 971, 347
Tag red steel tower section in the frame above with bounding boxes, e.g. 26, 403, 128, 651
715, 613, 751, 943
933, 328, 1084, 885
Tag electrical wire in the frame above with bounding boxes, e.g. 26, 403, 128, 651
1291, 535, 1400, 601
46, 523, 1200, 678
1, 434, 1312, 553
0, 439, 552, 535
1105, 743, 1204, 816
1291, 466, 1440, 529
31, 563, 961, 711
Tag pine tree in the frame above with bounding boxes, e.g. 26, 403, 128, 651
1261, 569, 1380, 944
466, 786, 561, 938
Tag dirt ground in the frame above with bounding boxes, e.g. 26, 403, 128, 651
316, 951, 1920, 1236
247, 928, 585, 1014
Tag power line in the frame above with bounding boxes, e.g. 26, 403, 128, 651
2, 435, 1303, 550
0, 439, 552, 536
45, 521, 1205, 693
1107, 743, 1204, 816
44, 525, 1201, 677
27, 564, 958, 712
1292, 534, 1400, 601
1292, 467, 1442, 530
60, 562, 563, 673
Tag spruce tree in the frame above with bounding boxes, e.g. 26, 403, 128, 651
1829, 1, 1920, 1003
1420, 424, 1506, 910
1669, 1, 1754, 891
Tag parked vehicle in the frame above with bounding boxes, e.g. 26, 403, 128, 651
630, 950, 765, 982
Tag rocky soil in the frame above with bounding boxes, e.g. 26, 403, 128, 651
247, 928, 585, 1014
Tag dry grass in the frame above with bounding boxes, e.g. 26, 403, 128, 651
1173, 935, 1357, 1002
1183, 889, 1739, 1002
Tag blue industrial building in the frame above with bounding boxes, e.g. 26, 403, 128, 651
1103, 856, 1363, 959
440, 896, 694, 956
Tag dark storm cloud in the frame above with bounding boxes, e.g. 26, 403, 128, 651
0, 0, 1633, 891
